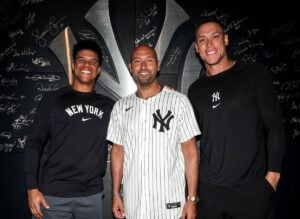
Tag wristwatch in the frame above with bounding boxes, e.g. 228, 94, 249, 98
187, 195, 199, 203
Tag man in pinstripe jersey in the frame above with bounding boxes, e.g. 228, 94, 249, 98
107, 44, 201, 219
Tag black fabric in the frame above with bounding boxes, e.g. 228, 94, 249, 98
24, 86, 114, 197
197, 179, 276, 219
188, 61, 285, 186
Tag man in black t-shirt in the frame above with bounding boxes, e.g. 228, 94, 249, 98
24, 40, 114, 219
188, 16, 285, 219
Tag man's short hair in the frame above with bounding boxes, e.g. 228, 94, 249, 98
195, 15, 226, 38
130, 44, 158, 62
72, 40, 103, 65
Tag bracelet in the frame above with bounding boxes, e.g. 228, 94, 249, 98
112, 192, 121, 196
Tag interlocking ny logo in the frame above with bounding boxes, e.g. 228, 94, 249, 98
152, 109, 174, 132
50, 0, 202, 98
212, 92, 220, 102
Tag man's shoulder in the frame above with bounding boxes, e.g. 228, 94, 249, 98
94, 92, 116, 106
162, 86, 180, 95
161, 87, 190, 103
112, 93, 136, 110
117, 92, 135, 103
35, 86, 71, 110
41, 86, 71, 101
188, 79, 200, 88
236, 61, 271, 81
187, 78, 204, 96
237, 61, 267, 72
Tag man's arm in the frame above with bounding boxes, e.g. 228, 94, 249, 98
24, 94, 51, 218
255, 67, 285, 189
111, 143, 125, 218
181, 137, 199, 219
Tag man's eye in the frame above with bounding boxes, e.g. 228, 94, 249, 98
146, 59, 155, 63
76, 59, 98, 66
133, 60, 141, 64
90, 61, 98, 66
198, 38, 205, 43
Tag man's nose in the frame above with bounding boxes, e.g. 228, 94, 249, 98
83, 60, 92, 66
141, 61, 147, 69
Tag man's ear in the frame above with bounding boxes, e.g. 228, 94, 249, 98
224, 34, 229, 46
72, 63, 75, 71
157, 61, 160, 71
97, 67, 101, 75
128, 63, 132, 73
194, 42, 199, 54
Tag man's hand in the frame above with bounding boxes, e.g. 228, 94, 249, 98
112, 195, 126, 218
27, 189, 49, 219
265, 171, 281, 191
181, 201, 197, 219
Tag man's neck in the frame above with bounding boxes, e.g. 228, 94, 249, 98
206, 59, 236, 77
71, 82, 94, 93
136, 82, 162, 100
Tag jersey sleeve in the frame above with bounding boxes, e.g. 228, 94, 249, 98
178, 94, 201, 143
106, 101, 124, 145
255, 67, 285, 172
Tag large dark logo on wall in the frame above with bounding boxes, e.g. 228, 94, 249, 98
50, 0, 202, 99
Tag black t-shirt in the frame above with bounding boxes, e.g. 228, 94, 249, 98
188, 61, 285, 186
24, 86, 114, 197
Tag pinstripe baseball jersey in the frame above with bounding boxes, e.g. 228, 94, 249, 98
107, 86, 200, 219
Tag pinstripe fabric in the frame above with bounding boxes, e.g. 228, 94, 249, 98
107, 87, 200, 219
